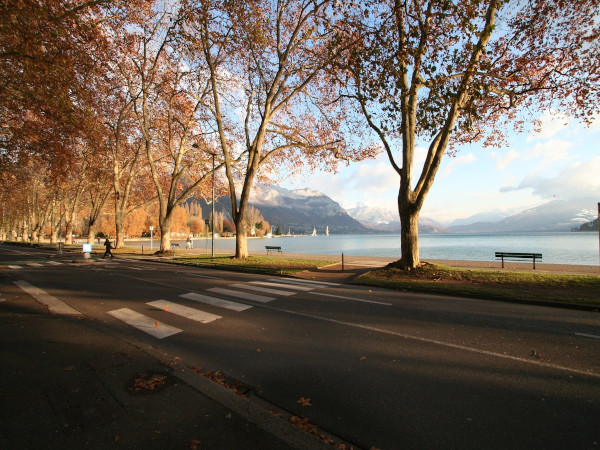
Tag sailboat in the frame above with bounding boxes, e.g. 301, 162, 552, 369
311, 227, 317, 236
326, 226, 329, 236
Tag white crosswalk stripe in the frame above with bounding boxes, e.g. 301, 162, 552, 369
14, 280, 82, 316
179, 292, 252, 312
147, 300, 222, 323
108, 308, 182, 339
228, 283, 297, 296
27, 263, 43, 267
268, 278, 339, 288
207, 287, 275, 303
7, 265, 22, 269
250, 281, 314, 291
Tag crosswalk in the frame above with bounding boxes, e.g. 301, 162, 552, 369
4, 259, 121, 270
107, 278, 337, 339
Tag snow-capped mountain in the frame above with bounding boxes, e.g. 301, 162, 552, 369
247, 184, 367, 234
448, 199, 598, 233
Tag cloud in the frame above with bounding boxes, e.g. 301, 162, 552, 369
495, 150, 520, 170
527, 110, 571, 141
441, 152, 477, 177
500, 157, 600, 200
526, 139, 574, 167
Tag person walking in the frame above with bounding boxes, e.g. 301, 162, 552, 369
102, 238, 114, 259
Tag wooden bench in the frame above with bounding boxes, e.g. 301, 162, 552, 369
495, 252, 542, 269
265, 245, 282, 255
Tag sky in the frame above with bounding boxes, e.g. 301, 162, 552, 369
281, 111, 600, 225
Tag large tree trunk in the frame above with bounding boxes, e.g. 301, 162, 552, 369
398, 195, 420, 269
234, 216, 248, 258
159, 214, 172, 252
115, 208, 125, 249
87, 225, 96, 244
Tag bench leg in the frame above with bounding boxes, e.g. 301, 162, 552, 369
501, 256, 504, 269
533, 256, 536, 270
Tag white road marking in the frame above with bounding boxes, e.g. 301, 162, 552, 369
262, 303, 600, 379
181, 272, 223, 280
269, 278, 339, 287
228, 283, 297, 296
27, 263, 43, 267
46, 261, 62, 265
7, 265, 22, 269
147, 300, 222, 324
108, 308, 182, 339
14, 280, 82, 316
207, 287, 276, 303
575, 332, 600, 340
250, 281, 314, 291
314, 292, 392, 306
179, 292, 252, 312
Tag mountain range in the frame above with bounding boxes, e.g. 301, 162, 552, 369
199, 184, 598, 234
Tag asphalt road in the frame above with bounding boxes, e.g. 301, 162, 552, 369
2, 244, 600, 449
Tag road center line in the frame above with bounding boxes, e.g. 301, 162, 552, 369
575, 332, 600, 340
255, 303, 599, 379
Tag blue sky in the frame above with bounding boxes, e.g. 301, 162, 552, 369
282, 111, 600, 224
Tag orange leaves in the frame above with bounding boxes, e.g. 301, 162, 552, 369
187, 439, 201, 449
297, 397, 312, 407
129, 373, 168, 392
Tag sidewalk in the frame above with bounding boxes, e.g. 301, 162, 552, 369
0, 312, 335, 449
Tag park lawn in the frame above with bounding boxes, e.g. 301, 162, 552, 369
172, 255, 337, 275
356, 262, 600, 306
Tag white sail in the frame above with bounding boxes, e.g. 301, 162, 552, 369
312, 227, 317, 236
326, 226, 329, 236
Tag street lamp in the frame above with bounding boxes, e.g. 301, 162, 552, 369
193, 144, 216, 257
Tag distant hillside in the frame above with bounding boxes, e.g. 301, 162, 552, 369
574, 217, 598, 231
347, 205, 447, 233
448, 199, 597, 233
192, 184, 368, 234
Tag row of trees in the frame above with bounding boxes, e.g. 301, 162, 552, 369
1, 1, 598, 267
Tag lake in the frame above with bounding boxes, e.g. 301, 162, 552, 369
191, 232, 600, 266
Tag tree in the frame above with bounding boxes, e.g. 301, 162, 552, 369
344, 0, 600, 269
181, 0, 376, 258
123, 7, 218, 252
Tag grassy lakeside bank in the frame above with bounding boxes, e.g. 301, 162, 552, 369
169, 255, 337, 276
356, 262, 600, 307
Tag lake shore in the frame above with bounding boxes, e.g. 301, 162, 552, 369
168, 246, 600, 276
284, 252, 600, 276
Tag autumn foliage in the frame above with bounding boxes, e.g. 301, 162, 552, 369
1, 1, 598, 262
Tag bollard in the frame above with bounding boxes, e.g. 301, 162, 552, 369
342, 252, 344, 272
142, 245, 144, 255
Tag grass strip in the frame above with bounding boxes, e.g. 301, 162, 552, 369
356, 263, 600, 306
170, 255, 337, 276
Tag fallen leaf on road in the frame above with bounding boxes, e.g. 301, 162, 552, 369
64, 366, 75, 371
164, 305, 169, 312
155, 321, 160, 328
187, 439, 201, 449
297, 397, 312, 407
360, 356, 367, 361
129, 373, 168, 392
